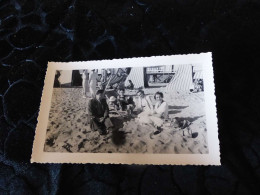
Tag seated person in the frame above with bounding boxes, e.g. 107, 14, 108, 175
135, 89, 153, 113
117, 88, 135, 115
136, 91, 168, 135
88, 90, 113, 135
126, 80, 134, 90
149, 91, 169, 134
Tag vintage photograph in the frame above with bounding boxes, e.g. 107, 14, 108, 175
31, 53, 220, 165
44, 64, 207, 154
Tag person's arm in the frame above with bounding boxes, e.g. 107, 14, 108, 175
154, 102, 168, 118
102, 99, 109, 119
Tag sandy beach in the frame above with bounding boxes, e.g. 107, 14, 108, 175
44, 88, 208, 154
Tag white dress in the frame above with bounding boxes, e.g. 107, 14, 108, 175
149, 101, 169, 126
138, 100, 168, 127
89, 71, 98, 98
154, 101, 168, 118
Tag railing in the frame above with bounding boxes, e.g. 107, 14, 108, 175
146, 70, 176, 74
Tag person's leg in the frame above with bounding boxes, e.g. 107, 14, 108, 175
149, 116, 164, 135
89, 86, 93, 98
126, 104, 134, 115
82, 80, 86, 97
93, 87, 97, 98
90, 85, 96, 98
150, 116, 164, 127
90, 118, 107, 135
104, 117, 113, 131
138, 112, 152, 124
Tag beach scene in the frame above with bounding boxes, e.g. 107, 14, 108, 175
44, 65, 208, 154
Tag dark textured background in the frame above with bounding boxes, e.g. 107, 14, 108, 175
0, 0, 260, 194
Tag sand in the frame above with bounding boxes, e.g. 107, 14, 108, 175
44, 88, 208, 154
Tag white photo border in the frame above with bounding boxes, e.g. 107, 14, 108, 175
31, 52, 221, 165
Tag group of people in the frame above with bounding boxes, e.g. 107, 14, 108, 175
82, 69, 169, 136
87, 89, 168, 136
87, 88, 136, 135
108, 88, 135, 115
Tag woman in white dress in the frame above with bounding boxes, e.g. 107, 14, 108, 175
82, 70, 89, 98
137, 91, 168, 135
150, 91, 168, 134
89, 69, 98, 98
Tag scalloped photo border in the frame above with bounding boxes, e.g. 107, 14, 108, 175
31, 52, 220, 165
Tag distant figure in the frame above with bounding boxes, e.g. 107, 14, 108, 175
82, 70, 89, 98
107, 69, 112, 77
126, 80, 134, 90
54, 71, 61, 87
89, 69, 98, 98
101, 69, 107, 83
88, 90, 114, 135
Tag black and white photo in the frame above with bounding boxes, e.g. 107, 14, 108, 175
31, 53, 220, 165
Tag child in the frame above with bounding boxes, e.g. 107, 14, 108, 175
117, 89, 135, 115
108, 96, 119, 111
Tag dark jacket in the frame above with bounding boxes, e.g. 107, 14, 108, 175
88, 98, 109, 119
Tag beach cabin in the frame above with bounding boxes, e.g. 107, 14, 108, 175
55, 65, 203, 91
55, 69, 126, 88
125, 65, 175, 88
124, 64, 203, 91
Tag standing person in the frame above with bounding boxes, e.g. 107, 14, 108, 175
82, 70, 89, 98
88, 90, 114, 135
101, 69, 107, 83
89, 69, 98, 98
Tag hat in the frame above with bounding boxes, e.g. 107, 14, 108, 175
109, 96, 117, 102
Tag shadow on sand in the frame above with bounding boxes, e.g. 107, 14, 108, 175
168, 106, 188, 109
110, 117, 132, 146
168, 110, 181, 114
168, 105, 188, 115
175, 116, 204, 123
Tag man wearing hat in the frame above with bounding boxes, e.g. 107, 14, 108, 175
88, 89, 114, 135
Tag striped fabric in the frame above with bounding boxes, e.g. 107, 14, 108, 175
166, 64, 193, 91
193, 70, 203, 80
102, 69, 128, 86
125, 67, 144, 88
